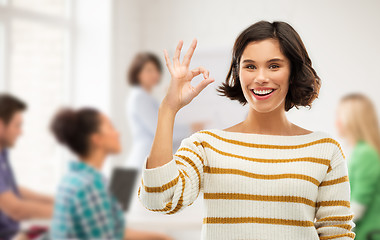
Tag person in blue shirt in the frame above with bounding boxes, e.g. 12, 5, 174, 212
0, 94, 54, 240
50, 107, 172, 240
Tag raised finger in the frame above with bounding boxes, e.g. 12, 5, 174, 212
173, 40, 183, 67
164, 49, 174, 74
182, 38, 197, 67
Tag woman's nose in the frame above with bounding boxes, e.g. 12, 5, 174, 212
254, 69, 269, 84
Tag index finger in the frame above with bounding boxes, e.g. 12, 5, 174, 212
182, 38, 197, 67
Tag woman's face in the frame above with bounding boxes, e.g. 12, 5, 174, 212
92, 114, 121, 154
138, 61, 161, 89
239, 39, 291, 113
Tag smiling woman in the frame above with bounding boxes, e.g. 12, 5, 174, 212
218, 21, 320, 112
137, 20, 355, 240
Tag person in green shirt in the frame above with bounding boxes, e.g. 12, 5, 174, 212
336, 93, 380, 240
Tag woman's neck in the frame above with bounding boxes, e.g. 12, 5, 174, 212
241, 105, 294, 135
80, 150, 106, 170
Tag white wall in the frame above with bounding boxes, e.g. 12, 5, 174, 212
73, 0, 112, 114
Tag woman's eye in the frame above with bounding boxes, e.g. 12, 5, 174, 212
269, 64, 280, 69
245, 65, 256, 70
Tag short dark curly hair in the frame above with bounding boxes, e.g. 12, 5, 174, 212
217, 21, 321, 111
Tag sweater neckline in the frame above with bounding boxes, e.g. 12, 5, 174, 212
210, 128, 320, 139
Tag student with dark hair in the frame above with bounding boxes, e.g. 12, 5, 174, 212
138, 21, 355, 239
50, 107, 172, 240
0, 93, 54, 240
126, 52, 205, 169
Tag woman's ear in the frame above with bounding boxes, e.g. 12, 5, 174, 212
89, 133, 103, 149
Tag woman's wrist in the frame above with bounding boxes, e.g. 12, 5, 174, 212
159, 100, 179, 116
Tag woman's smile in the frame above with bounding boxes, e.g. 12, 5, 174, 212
250, 87, 276, 100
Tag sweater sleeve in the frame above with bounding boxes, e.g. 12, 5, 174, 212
137, 132, 206, 215
314, 143, 356, 240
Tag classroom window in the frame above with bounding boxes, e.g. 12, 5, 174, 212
1, 0, 72, 194
12, 0, 68, 17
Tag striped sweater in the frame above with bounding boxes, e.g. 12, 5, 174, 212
138, 129, 356, 240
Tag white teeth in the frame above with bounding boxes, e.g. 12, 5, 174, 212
252, 89, 274, 95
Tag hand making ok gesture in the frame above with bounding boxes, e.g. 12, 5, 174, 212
162, 39, 215, 113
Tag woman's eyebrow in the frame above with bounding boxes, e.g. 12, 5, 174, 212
241, 58, 285, 63
242, 59, 255, 63
267, 58, 285, 63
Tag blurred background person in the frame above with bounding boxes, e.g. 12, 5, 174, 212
126, 52, 205, 169
336, 93, 380, 240
50, 107, 172, 240
0, 94, 53, 240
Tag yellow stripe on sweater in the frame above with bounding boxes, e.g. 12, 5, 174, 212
317, 224, 353, 231
316, 215, 354, 222
203, 217, 314, 227
166, 170, 186, 215
204, 193, 349, 209
141, 175, 179, 193
195, 141, 331, 166
319, 233, 355, 239
204, 192, 316, 207
203, 166, 320, 186
319, 176, 349, 187
137, 186, 173, 212
199, 130, 345, 159
175, 160, 186, 167
316, 200, 350, 208
139, 171, 186, 214
175, 154, 202, 197
177, 147, 204, 164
